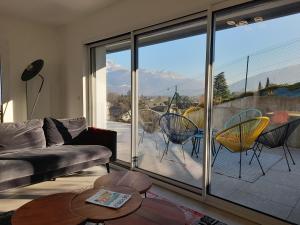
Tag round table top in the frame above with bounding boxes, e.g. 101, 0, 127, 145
94, 170, 152, 194
104, 198, 186, 225
70, 186, 143, 222
12, 193, 85, 225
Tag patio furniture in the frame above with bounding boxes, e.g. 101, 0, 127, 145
138, 109, 162, 149
212, 117, 270, 178
159, 113, 198, 162
213, 108, 262, 156
224, 108, 262, 129
183, 107, 205, 129
250, 118, 300, 171
183, 107, 204, 157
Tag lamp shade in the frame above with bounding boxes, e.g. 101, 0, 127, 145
21, 59, 44, 81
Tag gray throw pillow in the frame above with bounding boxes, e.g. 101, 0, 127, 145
43, 117, 87, 146
0, 119, 46, 151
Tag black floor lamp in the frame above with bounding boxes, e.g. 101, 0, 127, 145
21, 59, 44, 119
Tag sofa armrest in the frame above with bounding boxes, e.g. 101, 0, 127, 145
69, 127, 117, 161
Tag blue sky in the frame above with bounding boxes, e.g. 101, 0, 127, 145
108, 13, 300, 85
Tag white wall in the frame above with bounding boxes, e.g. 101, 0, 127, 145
0, 15, 63, 122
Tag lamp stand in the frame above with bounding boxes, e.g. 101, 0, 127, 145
29, 74, 44, 119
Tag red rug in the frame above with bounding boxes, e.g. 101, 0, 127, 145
147, 191, 227, 225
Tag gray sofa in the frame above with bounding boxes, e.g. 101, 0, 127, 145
0, 117, 117, 191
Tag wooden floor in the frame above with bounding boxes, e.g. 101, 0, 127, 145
0, 166, 258, 225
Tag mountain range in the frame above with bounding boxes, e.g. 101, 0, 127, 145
106, 60, 300, 96
229, 63, 300, 93
107, 61, 205, 96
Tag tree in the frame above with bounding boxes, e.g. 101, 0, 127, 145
265, 77, 270, 88
214, 72, 230, 100
258, 81, 262, 90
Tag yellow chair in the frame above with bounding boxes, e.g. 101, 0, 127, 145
183, 107, 205, 129
183, 107, 205, 157
212, 117, 270, 178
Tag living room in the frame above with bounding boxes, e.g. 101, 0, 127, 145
1, 0, 300, 225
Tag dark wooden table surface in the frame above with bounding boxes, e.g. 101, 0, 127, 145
11, 193, 86, 225
104, 198, 186, 225
70, 186, 143, 222
94, 170, 152, 194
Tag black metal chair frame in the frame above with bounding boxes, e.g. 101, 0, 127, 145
249, 118, 300, 171
159, 113, 198, 162
138, 109, 162, 151
212, 120, 266, 179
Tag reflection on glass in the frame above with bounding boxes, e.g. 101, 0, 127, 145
211, 1, 300, 224
137, 19, 207, 188
94, 41, 131, 162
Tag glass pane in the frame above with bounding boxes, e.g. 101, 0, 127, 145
94, 40, 131, 162
210, 1, 300, 223
137, 19, 207, 188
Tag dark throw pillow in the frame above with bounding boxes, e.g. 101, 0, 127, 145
43, 117, 87, 146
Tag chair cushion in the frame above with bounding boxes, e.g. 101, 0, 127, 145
0, 119, 46, 151
0, 145, 111, 183
43, 117, 87, 146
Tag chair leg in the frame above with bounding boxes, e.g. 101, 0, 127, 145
181, 145, 185, 162
212, 144, 222, 167
105, 163, 110, 173
249, 152, 255, 165
257, 144, 263, 158
282, 146, 291, 172
212, 138, 216, 156
195, 138, 201, 157
138, 130, 145, 146
249, 144, 263, 165
253, 150, 265, 175
285, 144, 295, 165
191, 137, 196, 157
239, 151, 242, 179
153, 133, 159, 152
160, 140, 169, 162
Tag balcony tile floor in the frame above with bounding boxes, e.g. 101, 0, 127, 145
108, 121, 300, 224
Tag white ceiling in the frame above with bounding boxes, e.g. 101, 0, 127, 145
0, 0, 119, 26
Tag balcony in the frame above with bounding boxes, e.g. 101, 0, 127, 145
108, 114, 300, 224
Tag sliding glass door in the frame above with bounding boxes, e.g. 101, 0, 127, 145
88, 1, 300, 223
92, 38, 131, 163
209, 1, 300, 224
136, 18, 207, 188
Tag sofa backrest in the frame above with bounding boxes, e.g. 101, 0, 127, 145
0, 119, 46, 151
43, 117, 87, 146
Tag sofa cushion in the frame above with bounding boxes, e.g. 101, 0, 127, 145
43, 117, 87, 146
0, 145, 111, 183
0, 119, 46, 151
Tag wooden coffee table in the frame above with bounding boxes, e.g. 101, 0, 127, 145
70, 186, 143, 222
104, 198, 186, 225
12, 193, 86, 225
94, 170, 152, 196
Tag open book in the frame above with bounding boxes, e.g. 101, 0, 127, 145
86, 189, 131, 209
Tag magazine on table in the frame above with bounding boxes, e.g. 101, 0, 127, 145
86, 189, 131, 209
